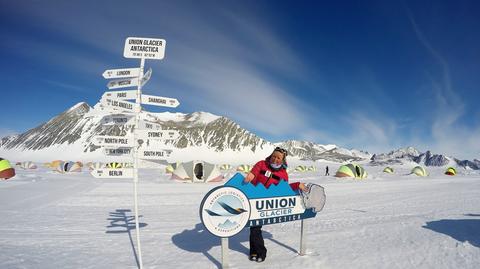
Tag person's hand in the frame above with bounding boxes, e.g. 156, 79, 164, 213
298, 183, 306, 191
244, 173, 254, 183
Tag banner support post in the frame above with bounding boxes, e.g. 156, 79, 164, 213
221, 237, 229, 269
299, 219, 306, 256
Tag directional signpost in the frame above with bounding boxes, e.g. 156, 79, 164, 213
103, 67, 140, 79
91, 168, 134, 179
141, 94, 180, 108
102, 90, 137, 100
101, 114, 135, 126
92, 37, 175, 269
101, 98, 136, 113
103, 147, 133, 156
98, 36, 172, 269
136, 130, 180, 140
107, 77, 139, 89
93, 135, 135, 147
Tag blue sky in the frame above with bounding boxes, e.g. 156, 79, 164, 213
1, 1, 479, 159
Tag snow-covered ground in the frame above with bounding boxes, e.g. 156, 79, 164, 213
1, 164, 479, 269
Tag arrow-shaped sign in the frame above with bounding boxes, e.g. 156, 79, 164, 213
103, 147, 133, 156
93, 135, 135, 147
102, 90, 137, 100
138, 120, 163, 130
141, 68, 152, 87
101, 114, 135, 126
138, 149, 173, 160
91, 168, 133, 178
137, 130, 180, 140
107, 77, 139, 89
103, 68, 140, 79
101, 98, 136, 112
141, 94, 180, 108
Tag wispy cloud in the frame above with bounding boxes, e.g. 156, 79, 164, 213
406, 7, 479, 159
43, 79, 91, 93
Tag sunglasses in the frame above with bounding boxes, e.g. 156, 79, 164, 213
274, 147, 288, 156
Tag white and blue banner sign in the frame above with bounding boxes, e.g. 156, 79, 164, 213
200, 173, 316, 238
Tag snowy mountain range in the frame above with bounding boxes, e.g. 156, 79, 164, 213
1, 101, 478, 169
371, 147, 480, 170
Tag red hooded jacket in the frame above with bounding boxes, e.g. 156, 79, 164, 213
250, 159, 300, 191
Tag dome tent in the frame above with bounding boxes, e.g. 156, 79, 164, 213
54, 161, 83, 173
445, 167, 456, 176
335, 163, 368, 179
220, 164, 232, 170
411, 166, 427, 177
295, 165, 307, 172
18, 161, 38, 169
106, 162, 122, 169
171, 160, 224, 183
236, 164, 252, 173
165, 162, 180, 174
0, 158, 15, 179
86, 162, 104, 170
383, 167, 394, 173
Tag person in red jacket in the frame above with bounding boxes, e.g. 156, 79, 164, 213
243, 147, 305, 262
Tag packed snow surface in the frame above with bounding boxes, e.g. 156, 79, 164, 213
1, 164, 479, 269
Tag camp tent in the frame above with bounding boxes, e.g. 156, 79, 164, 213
220, 164, 232, 170
236, 164, 253, 173
86, 162, 104, 170
445, 167, 456, 176
165, 162, 180, 174
335, 164, 368, 179
54, 161, 83, 173
106, 162, 123, 169
307, 166, 316, 172
17, 161, 37, 169
295, 165, 307, 172
171, 161, 224, 183
383, 167, 394, 173
45, 160, 63, 170
0, 158, 15, 179
411, 166, 427, 177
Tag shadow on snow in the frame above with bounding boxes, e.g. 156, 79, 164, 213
106, 209, 148, 269
422, 214, 480, 248
171, 223, 297, 268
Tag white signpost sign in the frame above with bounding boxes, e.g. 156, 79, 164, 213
101, 115, 135, 126
137, 130, 180, 140
138, 149, 172, 160
141, 68, 152, 86
102, 90, 137, 100
124, 37, 166, 60
103, 147, 133, 156
141, 94, 180, 108
107, 77, 139, 89
93, 135, 134, 147
138, 121, 163, 130
91, 168, 133, 179
103, 67, 140, 79
101, 98, 136, 113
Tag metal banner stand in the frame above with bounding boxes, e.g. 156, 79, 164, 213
221, 237, 229, 269
299, 219, 306, 256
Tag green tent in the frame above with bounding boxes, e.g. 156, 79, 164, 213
411, 166, 427, 177
445, 167, 456, 176
0, 158, 16, 179
335, 164, 368, 179
383, 167, 394, 173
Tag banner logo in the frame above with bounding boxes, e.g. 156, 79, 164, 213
200, 186, 250, 237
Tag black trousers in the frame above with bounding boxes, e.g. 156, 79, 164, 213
249, 226, 267, 258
